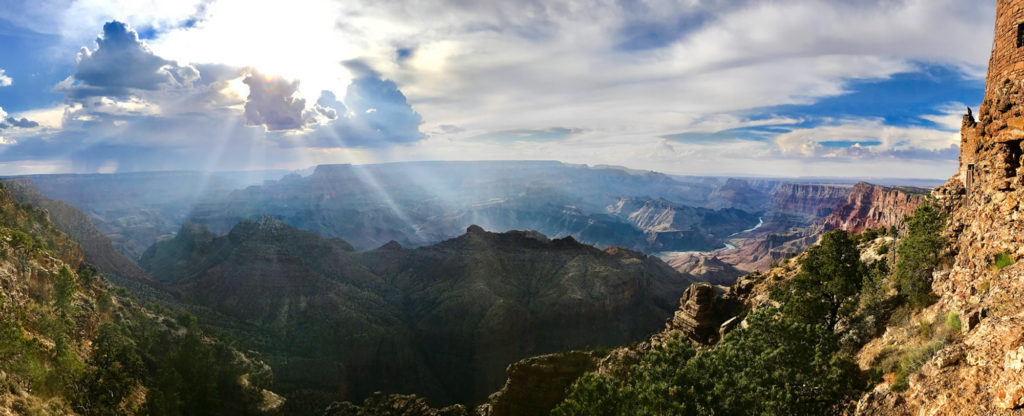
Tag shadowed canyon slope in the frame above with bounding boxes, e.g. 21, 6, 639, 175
139, 217, 694, 410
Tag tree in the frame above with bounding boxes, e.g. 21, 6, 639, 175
553, 310, 861, 416
54, 266, 76, 312
776, 230, 867, 330
894, 200, 947, 308
77, 323, 145, 415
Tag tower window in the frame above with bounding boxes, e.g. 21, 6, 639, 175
1018, 22, 1024, 47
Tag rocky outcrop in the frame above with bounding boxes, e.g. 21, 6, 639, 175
670, 283, 720, 343
323, 393, 468, 416
477, 351, 601, 416
821, 182, 926, 235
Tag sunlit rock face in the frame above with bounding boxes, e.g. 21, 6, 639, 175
670, 283, 719, 344
856, 1, 1024, 413
821, 182, 925, 235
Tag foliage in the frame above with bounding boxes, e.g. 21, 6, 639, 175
894, 199, 948, 308
0, 184, 270, 415
890, 341, 944, 392
54, 266, 76, 312
872, 312, 959, 393
773, 230, 867, 330
946, 312, 961, 332
876, 243, 890, 256
75, 323, 146, 415
993, 251, 1014, 270
554, 310, 862, 416
69, 311, 264, 416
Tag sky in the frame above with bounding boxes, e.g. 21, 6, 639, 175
0, 0, 999, 178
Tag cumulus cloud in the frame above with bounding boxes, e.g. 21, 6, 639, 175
774, 118, 959, 160
61, 21, 191, 98
0, 69, 11, 87
296, 62, 424, 147
2, 117, 41, 129
311, 90, 345, 121
242, 71, 306, 131
0, 107, 40, 130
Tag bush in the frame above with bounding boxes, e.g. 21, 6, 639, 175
554, 310, 861, 416
993, 251, 1014, 270
54, 266, 76, 312
890, 340, 944, 392
946, 312, 961, 332
876, 243, 890, 256
894, 200, 947, 308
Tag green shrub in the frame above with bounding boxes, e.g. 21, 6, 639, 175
554, 310, 861, 416
993, 251, 1014, 270
894, 200, 947, 308
890, 340, 944, 392
917, 320, 933, 339
774, 230, 867, 331
946, 313, 961, 332
54, 266, 76, 312
876, 243, 890, 256
97, 291, 113, 313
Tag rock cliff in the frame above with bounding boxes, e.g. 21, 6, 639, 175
767, 182, 851, 222
2, 178, 151, 283
821, 182, 926, 235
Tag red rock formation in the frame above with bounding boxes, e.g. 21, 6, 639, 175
821, 182, 926, 235
767, 183, 851, 220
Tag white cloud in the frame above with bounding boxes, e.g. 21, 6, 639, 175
774, 118, 960, 159
0, 69, 11, 87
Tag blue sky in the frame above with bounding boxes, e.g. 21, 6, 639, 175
0, 0, 999, 178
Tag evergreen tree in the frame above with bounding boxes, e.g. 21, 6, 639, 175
894, 200, 947, 308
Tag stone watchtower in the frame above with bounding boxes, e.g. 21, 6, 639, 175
986, 0, 1024, 99
959, 0, 1024, 192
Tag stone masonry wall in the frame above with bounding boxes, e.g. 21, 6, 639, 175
986, 0, 1024, 99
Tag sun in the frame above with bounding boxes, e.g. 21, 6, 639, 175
150, 0, 355, 102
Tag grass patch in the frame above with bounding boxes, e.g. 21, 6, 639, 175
993, 251, 1014, 270
946, 312, 961, 332
891, 340, 944, 392
875, 312, 963, 392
